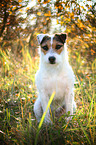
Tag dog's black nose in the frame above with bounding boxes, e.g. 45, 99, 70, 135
49, 56, 56, 64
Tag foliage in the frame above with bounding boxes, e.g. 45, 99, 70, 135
0, 0, 95, 58
0, 0, 29, 38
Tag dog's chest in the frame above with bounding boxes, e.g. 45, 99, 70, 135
46, 76, 65, 94
37, 71, 68, 99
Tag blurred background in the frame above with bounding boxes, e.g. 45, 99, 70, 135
0, 0, 95, 58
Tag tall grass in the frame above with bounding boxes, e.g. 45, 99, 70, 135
0, 48, 96, 145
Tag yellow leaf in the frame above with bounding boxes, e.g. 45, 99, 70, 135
81, 6, 84, 9
12, 6, 16, 11
60, 21, 64, 25
70, 12, 74, 19
37, 12, 41, 16
91, 49, 95, 55
44, 11, 51, 16
61, 15, 63, 19
26, 7, 30, 10
9, 11, 12, 15
86, 75, 90, 79
79, 23, 84, 28
46, 17, 49, 20
19, 9, 23, 12
57, 19, 59, 24
18, 0, 22, 2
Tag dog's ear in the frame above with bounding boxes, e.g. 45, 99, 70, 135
37, 34, 47, 45
55, 33, 67, 44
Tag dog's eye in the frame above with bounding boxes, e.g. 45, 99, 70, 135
42, 45, 48, 51
56, 45, 62, 50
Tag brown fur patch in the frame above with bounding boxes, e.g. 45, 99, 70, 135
53, 39, 64, 54
41, 36, 64, 55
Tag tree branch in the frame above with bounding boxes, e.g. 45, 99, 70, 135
0, 3, 9, 37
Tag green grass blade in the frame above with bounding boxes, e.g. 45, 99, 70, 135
78, 120, 91, 145
35, 91, 55, 145
38, 91, 55, 129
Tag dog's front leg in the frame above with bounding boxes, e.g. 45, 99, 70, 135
65, 90, 74, 121
40, 92, 52, 124
34, 97, 42, 122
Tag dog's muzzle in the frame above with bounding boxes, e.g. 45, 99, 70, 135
49, 56, 56, 64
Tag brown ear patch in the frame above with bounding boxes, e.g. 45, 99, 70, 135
54, 33, 67, 44
40, 36, 50, 45
41, 39, 51, 55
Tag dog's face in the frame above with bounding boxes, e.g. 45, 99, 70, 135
37, 33, 67, 65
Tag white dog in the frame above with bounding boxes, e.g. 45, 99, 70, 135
34, 33, 76, 124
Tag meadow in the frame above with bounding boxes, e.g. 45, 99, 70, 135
0, 45, 96, 145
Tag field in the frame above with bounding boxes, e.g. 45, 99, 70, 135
0, 47, 96, 145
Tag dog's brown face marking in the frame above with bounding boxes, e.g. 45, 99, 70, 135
40, 33, 66, 55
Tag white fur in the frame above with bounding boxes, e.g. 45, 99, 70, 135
34, 34, 76, 124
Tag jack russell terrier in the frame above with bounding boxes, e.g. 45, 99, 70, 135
34, 33, 76, 124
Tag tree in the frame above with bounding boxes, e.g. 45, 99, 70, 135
0, 0, 95, 59
0, 0, 29, 38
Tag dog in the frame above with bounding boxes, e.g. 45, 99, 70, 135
34, 33, 76, 124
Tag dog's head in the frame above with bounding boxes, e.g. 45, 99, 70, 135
37, 33, 67, 65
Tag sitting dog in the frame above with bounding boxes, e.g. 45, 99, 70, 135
34, 33, 76, 123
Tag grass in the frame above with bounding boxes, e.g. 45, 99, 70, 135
0, 48, 96, 145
